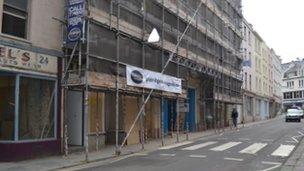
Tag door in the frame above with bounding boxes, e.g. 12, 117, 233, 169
162, 99, 177, 135
168, 100, 177, 132
162, 99, 169, 135
185, 88, 196, 132
67, 91, 83, 146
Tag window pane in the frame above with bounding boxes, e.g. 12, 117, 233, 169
2, 13, 26, 38
4, 0, 28, 11
0, 74, 15, 140
4, 5, 27, 17
19, 77, 55, 140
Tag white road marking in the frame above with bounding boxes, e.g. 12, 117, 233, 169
160, 153, 176, 157
134, 152, 148, 156
210, 142, 242, 151
158, 141, 193, 150
239, 143, 267, 154
182, 141, 217, 150
298, 131, 304, 136
189, 154, 207, 158
291, 136, 299, 143
239, 138, 250, 141
216, 137, 228, 140
224, 157, 244, 161
261, 139, 274, 142
285, 140, 297, 144
260, 161, 281, 171
271, 145, 295, 157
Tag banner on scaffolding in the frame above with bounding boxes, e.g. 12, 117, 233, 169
67, 0, 84, 43
126, 65, 182, 94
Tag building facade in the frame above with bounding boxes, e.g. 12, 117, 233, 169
0, 0, 244, 161
270, 49, 283, 117
241, 19, 282, 123
241, 19, 255, 122
63, 0, 243, 154
282, 60, 304, 110
0, 0, 64, 161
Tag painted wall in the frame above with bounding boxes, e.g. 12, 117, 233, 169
0, 0, 64, 52
241, 19, 256, 93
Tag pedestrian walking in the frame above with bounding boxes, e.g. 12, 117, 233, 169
231, 108, 238, 130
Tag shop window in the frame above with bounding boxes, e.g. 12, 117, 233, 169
0, 74, 15, 140
2, 0, 28, 38
89, 92, 104, 133
19, 77, 55, 140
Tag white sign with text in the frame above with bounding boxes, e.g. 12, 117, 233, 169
0, 46, 57, 74
126, 65, 182, 94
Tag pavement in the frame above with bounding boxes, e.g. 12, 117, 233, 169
0, 116, 299, 171
281, 128, 304, 171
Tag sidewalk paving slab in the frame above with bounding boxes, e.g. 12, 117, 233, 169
281, 131, 304, 171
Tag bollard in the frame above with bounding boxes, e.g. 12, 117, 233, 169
64, 124, 68, 157
161, 112, 164, 146
186, 122, 189, 141
145, 128, 148, 143
96, 123, 99, 151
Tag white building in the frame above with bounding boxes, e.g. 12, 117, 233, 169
241, 19, 256, 122
282, 60, 304, 110
270, 49, 283, 117
241, 19, 283, 122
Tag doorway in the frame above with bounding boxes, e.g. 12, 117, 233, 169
67, 91, 83, 146
185, 88, 196, 132
162, 99, 177, 135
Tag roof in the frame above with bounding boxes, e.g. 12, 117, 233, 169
282, 60, 304, 74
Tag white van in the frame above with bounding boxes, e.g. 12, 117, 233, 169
286, 108, 302, 122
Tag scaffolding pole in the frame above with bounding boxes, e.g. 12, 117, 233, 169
160, 0, 165, 147
84, 19, 90, 162
116, 0, 204, 154
141, 0, 146, 149
115, 1, 121, 155
176, 0, 180, 142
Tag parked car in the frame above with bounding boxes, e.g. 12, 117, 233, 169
285, 108, 302, 122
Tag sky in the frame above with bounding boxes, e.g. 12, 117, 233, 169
242, 0, 304, 63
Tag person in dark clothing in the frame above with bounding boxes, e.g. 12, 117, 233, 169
231, 108, 238, 129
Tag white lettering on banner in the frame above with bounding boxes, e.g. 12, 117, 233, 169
0, 45, 57, 74
126, 65, 182, 94
69, 0, 83, 5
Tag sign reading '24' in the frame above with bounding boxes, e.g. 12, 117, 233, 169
67, 0, 84, 43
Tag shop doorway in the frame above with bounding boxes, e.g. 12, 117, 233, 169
162, 99, 177, 135
67, 91, 83, 146
185, 88, 196, 132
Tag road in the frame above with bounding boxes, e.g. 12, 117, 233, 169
73, 118, 304, 171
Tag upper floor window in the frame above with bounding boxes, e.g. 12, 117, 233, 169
287, 81, 294, 88
249, 75, 252, 91
283, 92, 293, 99
2, 0, 28, 38
243, 26, 247, 41
248, 31, 251, 46
244, 72, 247, 89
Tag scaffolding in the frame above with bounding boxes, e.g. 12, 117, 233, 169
62, 0, 243, 159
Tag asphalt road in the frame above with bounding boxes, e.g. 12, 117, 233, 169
75, 117, 304, 171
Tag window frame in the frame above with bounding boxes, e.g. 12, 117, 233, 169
0, 72, 57, 143
1, 0, 30, 39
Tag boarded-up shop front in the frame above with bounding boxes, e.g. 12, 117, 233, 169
66, 90, 106, 151
121, 95, 161, 145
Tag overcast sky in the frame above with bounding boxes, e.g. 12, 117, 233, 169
242, 0, 304, 63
